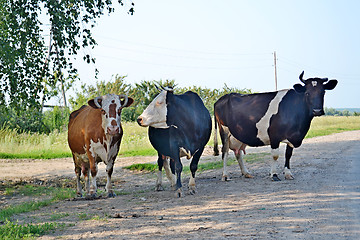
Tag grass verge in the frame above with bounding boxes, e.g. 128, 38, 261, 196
0, 186, 75, 222
0, 185, 76, 239
0, 220, 67, 240
0, 116, 359, 159
124, 152, 270, 173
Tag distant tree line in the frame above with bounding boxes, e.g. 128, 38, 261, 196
0, 76, 252, 133
324, 107, 360, 116
69, 75, 252, 123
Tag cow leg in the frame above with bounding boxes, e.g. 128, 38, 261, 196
270, 146, 281, 181
188, 147, 204, 195
75, 165, 83, 197
235, 147, 253, 178
86, 151, 98, 197
164, 157, 176, 190
156, 154, 165, 191
82, 165, 90, 196
284, 145, 294, 180
105, 159, 116, 197
220, 127, 231, 181
173, 153, 183, 198
72, 154, 83, 197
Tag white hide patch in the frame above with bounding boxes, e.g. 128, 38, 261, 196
312, 81, 317, 87
139, 91, 169, 128
89, 137, 119, 164
256, 90, 289, 145
180, 147, 192, 159
282, 139, 295, 148
90, 139, 107, 162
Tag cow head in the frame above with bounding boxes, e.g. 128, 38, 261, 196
293, 71, 337, 116
88, 94, 134, 135
137, 87, 173, 129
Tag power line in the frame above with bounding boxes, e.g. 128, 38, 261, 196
98, 44, 272, 63
94, 53, 273, 71
94, 36, 272, 57
278, 57, 360, 79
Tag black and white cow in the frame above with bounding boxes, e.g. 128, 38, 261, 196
137, 87, 212, 197
214, 71, 337, 181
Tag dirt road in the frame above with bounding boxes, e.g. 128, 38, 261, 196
1, 130, 360, 239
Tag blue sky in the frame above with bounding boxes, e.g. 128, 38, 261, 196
70, 0, 360, 108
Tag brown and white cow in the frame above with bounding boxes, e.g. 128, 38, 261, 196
68, 94, 133, 197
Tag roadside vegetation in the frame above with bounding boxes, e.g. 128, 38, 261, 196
0, 115, 359, 159
0, 185, 75, 239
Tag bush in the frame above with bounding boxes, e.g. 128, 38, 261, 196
69, 76, 252, 121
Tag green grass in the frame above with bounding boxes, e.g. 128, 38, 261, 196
124, 163, 158, 172
0, 186, 75, 222
124, 152, 270, 173
0, 185, 76, 239
0, 122, 155, 159
0, 116, 359, 159
4, 185, 55, 197
49, 212, 70, 221
0, 220, 67, 240
306, 116, 360, 138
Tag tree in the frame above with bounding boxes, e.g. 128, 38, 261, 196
69, 74, 132, 110
0, 0, 134, 132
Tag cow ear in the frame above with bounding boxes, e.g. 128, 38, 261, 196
122, 97, 134, 107
293, 83, 306, 93
324, 79, 338, 90
88, 97, 102, 109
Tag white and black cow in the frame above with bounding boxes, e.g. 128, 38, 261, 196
137, 87, 212, 197
214, 71, 337, 181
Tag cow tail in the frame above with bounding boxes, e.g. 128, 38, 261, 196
213, 111, 220, 156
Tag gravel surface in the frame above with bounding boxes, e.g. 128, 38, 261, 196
1, 130, 360, 239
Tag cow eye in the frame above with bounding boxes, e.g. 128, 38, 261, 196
156, 101, 163, 106
101, 109, 106, 115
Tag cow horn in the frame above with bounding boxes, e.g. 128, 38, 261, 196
163, 86, 174, 92
299, 71, 305, 83
119, 94, 128, 108
155, 84, 162, 92
94, 96, 102, 108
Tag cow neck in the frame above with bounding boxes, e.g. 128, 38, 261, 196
165, 92, 187, 129
294, 90, 314, 129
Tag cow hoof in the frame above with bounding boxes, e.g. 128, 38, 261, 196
244, 173, 254, 178
188, 188, 196, 195
285, 174, 294, 180
221, 176, 229, 181
155, 185, 164, 191
85, 194, 97, 200
272, 174, 281, 181
175, 189, 182, 198
108, 192, 116, 198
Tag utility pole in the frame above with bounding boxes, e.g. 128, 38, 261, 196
273, 51, 278, 91
54, 43, 67, 108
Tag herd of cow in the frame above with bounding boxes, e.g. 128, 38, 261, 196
67, 71, 337, 198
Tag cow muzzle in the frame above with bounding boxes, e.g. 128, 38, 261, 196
137, 117, 144, 126
107, 126, 120, 135
313, 109, 325, 116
